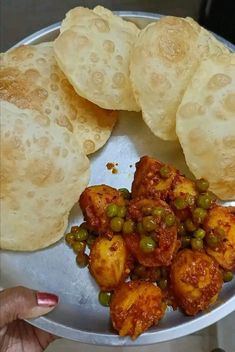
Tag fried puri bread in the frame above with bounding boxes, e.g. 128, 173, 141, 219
0, 101, 90, 251
0, 43, 117, 155
176, 53, 235, 200
54, 6, 140, 111
170, 249, 223, 315
130, 16, 228, 140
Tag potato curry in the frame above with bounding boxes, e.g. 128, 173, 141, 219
65, 156, 235, 339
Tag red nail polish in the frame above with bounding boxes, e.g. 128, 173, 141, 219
36, 292, 59, 307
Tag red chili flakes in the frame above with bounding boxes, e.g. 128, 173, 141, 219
106, 162, 115, 170
106, 162, 118, 174
112, 168, 118, 174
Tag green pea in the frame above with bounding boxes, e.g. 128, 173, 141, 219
142, 216, 156, 232
160, 165, 171, 179
71, 225, 79, 233
193, 207, 207, 224
206, 234, 220, 248
181, 236, 191, 248
98, 291, 112, 307
194, 228, 206, 239
191, 238, 204, 250
116, 206, 127, 218
158, 278, 168, 290
142, 206, 153, 215
87, 235, 96, 249
223, 271, 233, 282
140, 236, 156, 253
178, 223, 186, 236
106, 203, 118, 218
118, 188, 131, 200
185, 219, 197, 232
196, 178, 209, 193
65, 233, 75, 245
152, 207, 165, 218
174, 197, 188, 210
123, 219, 135, 234
137, 222, 145, 234
76, 253, 89, 267
164, 214, 175, 227
207, 191, 217, 201
72, 241, 86, 253
197, 193, 213, 209
110, 217, 124, 232
80, 222, 87, 229
74, 228, 88, 241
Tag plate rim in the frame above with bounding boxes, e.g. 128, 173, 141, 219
4, 10, 235, 346
28, 294, 235, 346
13, 11, 235, 52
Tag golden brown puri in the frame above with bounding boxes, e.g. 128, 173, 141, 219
204, 206, 235, 270
110, 280, 166, 339
89, 235, 132, 290
124, 198, 178, 267
130, 16, 228, 141
176, 53, 235, 200
54, 6, 140, 111
79, 185, 125, 235
0, 43, 117, 155
170, 249, 223, 315
0, 101, 90, 251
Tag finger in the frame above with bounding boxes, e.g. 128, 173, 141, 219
0, 286, 59, 328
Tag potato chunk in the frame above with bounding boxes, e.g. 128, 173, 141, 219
110, 281, 166, 339
132, 156, 197, 204
132, 156, 199, 222
132, 156, 178, 200
124, 198, 178, 267
204, 206, 235, 270
79, 185, 125, 235
170, 174, 197, 221
89, 235, 131, 290
170, 249, 223, 315
173, 175, 197, 198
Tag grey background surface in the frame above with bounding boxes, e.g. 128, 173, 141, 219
1, 0, 201, 50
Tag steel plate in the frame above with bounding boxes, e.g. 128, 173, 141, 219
1, 12, 235, 346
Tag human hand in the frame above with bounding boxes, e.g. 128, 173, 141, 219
0, 286, 59, 352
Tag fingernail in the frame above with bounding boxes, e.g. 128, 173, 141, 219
36, 292, 59, 307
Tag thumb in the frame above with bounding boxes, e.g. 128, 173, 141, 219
0, 286, 59, 328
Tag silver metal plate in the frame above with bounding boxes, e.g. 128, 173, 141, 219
1, 12, 235, 346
